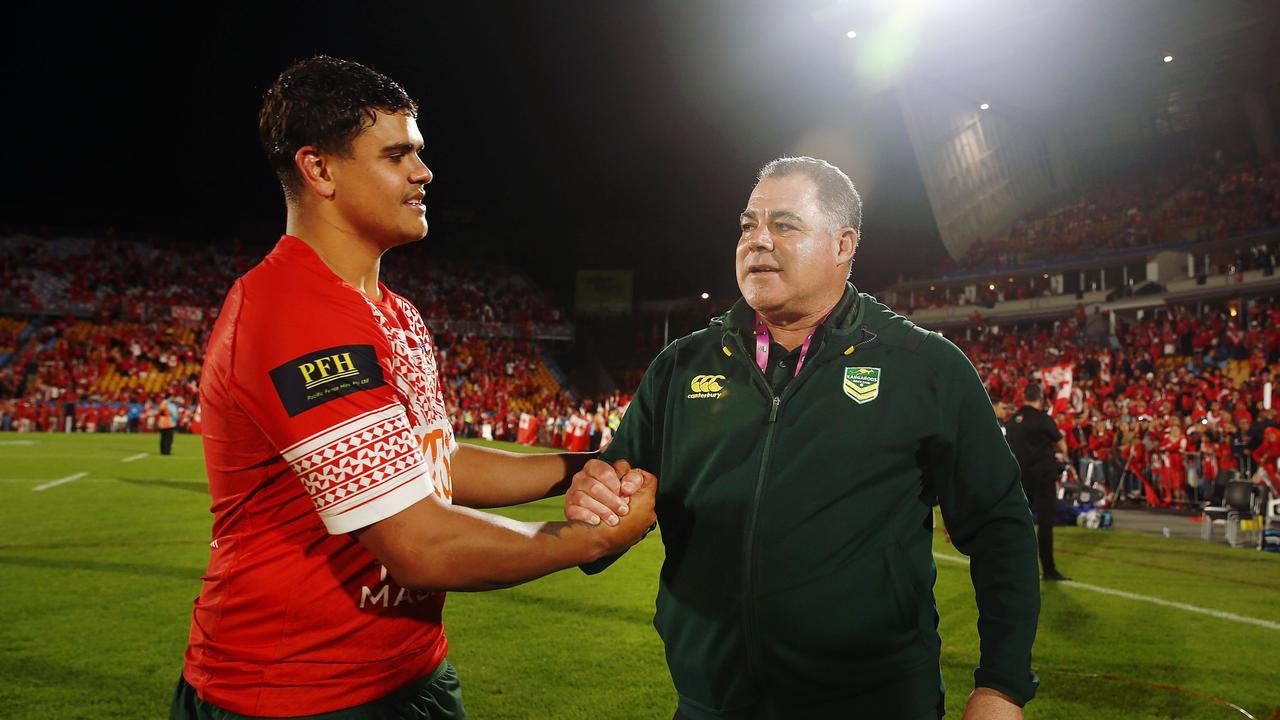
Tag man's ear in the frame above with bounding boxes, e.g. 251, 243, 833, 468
295, 146, 336, 200
836, 227, 859, 265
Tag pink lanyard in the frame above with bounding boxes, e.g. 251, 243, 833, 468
754, 313, 821, 378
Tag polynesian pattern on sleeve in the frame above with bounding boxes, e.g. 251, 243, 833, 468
362, 295, 456, 501
281, 403, 427, 524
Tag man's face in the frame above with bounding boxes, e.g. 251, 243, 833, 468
328, 110, 432, 248
736, 174, 855, 319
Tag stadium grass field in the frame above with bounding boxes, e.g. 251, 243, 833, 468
0, 432, 1277, 720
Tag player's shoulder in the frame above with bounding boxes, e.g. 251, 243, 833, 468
235, 251, 369, 332
217, 250, 393, 379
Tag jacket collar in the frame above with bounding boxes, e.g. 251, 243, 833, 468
716, 283, 880, 365
720, 282, 865, 336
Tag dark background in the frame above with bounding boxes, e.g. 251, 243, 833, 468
1, 2, 945, 306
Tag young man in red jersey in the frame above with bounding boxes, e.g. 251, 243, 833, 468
171, 56, 656, 720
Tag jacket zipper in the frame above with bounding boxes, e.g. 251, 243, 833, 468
730, 326, 877, 687
728, 330, 778, 685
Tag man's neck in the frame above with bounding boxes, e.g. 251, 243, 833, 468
286, 209, 384, 299
759, 295, 842, 352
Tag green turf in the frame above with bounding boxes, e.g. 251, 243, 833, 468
1, 432, 1277, 719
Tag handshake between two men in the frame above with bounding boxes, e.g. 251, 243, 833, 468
564, 458, 650, 530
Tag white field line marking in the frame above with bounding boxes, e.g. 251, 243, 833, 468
121, 453, 148, 463
933, 552, 1280, 632
2, 477, 201, 483
0, 440, 38, 446
32, 472, 88, 492
2, 478, 101, 483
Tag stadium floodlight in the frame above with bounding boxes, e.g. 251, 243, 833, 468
979, 102, 990, 110
1163, 54, 1173, 63
846, 30, 858, 38
700, 292, 710, 300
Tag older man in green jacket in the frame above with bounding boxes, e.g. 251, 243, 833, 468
567, 156, 1040, 720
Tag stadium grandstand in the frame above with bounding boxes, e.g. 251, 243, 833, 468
0, 232, 628, 451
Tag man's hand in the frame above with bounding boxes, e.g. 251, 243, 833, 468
565, 458, 644, 526
589, 469, 657, 558
961, 688, 1023, 720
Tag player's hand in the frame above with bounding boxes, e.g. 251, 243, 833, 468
565, 458, 641, 526
961, 688, 1022, 720
593, 469, 657, 557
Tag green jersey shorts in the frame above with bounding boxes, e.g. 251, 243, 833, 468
170, 659, 465, 720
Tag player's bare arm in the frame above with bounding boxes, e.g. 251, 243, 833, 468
449, 443, 595, 509
354, 470, 656, 592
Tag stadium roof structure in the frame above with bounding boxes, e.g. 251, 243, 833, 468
805, 0, 1280, 264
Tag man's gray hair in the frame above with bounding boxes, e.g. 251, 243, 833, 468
757, 156, 862, 233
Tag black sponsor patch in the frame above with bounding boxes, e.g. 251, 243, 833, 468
269, 344, 386, 417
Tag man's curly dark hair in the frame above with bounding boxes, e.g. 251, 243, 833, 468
259, 55, 418, 201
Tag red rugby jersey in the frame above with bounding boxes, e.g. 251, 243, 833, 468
183, 236, 456, 716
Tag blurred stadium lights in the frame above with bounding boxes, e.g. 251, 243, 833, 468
853, 4, 925, 84
819, 0, 985, 85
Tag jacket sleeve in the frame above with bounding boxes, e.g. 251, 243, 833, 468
925, 334, 1041, 705
579, 342, 675, 574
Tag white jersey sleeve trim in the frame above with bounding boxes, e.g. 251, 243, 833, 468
281, 402, 432, 534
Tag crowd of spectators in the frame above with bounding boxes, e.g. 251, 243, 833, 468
0, 231, 566, 329
0, 310, 648, 456
0, 229, 608, 444
0, 231, 252, 322
0, 313, 609, 439
0, 314, 204, 433
966, 297, 1280, 508
935, 153, 1280, 275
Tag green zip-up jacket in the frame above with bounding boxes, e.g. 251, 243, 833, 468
599, 284, 1040, 719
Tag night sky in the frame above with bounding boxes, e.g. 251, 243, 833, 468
3, 2, 945, 306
